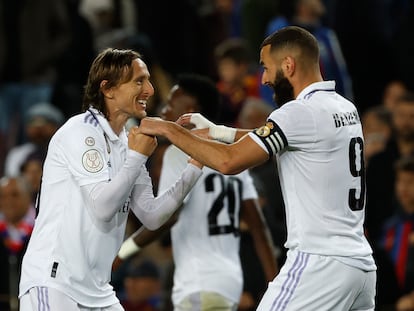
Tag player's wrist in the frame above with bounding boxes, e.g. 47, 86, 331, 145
210, 125, 237, 143
118, 236, 140, 259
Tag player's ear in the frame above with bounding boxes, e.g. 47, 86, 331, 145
283, 56, 295, 77
100, 80, 114, 99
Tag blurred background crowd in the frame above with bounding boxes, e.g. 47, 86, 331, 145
1, 0, 414, 310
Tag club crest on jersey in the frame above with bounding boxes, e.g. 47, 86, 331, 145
255, 122, 274, 137
85, 136, 95, 146
82, 149, 104, 173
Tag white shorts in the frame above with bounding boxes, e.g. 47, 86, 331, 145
174, 291, 238, 311
19, 287, 124, 311
256, 250, 376, 311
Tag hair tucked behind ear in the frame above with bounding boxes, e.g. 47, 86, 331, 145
82, 48, 141, 119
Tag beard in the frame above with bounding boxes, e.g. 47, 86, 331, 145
271, 69, 294, 107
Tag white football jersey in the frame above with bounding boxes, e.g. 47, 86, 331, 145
158, 145, 258, 305
19, 110, 146, 306
249, 81, 376, 271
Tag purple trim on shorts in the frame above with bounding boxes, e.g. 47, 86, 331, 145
280, 253, 310, 310
37, 287, 50, 311
270, 252, 310, 311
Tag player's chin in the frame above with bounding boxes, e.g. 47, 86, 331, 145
134, 110, 147, 120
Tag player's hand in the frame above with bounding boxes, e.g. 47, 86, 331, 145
138, 117, 165, 137
177, 113, 236, 143
191, 128, 210, 139
177, 113, 215, 129
128, 126, 158, 156
112, 255, 124, 271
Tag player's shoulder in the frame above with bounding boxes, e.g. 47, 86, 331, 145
268, 99, 311, 122
61, 112, 102, 132
52, 112, 103, 145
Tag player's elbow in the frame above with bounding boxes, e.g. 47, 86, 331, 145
215, 160, 245, 175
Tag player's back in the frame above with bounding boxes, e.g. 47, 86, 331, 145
158, 145, 258, 304
268, 82, 375, 271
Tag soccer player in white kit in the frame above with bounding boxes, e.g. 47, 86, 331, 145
136, 26, 377, 310
115, 74, 278, 310
18, 49, 203, 311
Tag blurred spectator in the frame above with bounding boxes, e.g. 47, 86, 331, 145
325, 0, 413, 111
120, 259, 162, 311
0, 176, 35, 311
52, 0, 96, 119
214, 38, 264, 126
4, 103, 64, 177
133, 0, 209, 77
382, 80, 408, 112
79, 0, 137, 53
198, 0, 243, 77
391, 0, 414, 93
0, 0, 71, 175
265, 0, 353, 101
237, 97, 273, 130
378, 156, 414, 311
239, 0, 279, 61
366, 92, 414, 243
362, 105, 393, 165
19, 151, 45, 204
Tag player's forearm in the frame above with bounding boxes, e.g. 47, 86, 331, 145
118, 219, 175, 259
132, 211, 178, 247
244, 201, 279, 280
82, 150, 147, 222
234, 129, 251, 141
252, 227, 279, 281
130, 163, 202, 230
162, 122, 242, 174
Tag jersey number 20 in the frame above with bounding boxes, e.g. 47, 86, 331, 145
205, 173, 242, 236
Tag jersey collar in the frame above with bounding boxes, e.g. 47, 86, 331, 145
296, 81, 336, 101
87, 108, 124, 141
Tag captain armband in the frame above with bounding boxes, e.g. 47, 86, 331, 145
252, 120, 288, 156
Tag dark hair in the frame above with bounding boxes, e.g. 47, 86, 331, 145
176, 73, 221, 122
395, 156, 414, 173
82, 48, 141, 119
214, 38, 252, 65
364, 105, 392, 126
395, 91, 414, 106
261, 26, 319, 62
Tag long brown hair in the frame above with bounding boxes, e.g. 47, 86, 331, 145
82, 48, 141, 119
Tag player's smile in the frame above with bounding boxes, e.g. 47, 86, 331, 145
136, 99, 147, 110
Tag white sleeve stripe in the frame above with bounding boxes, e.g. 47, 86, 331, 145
273, 132, 285, 150
265, 136, 278, 155
268, 131, 286, 153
